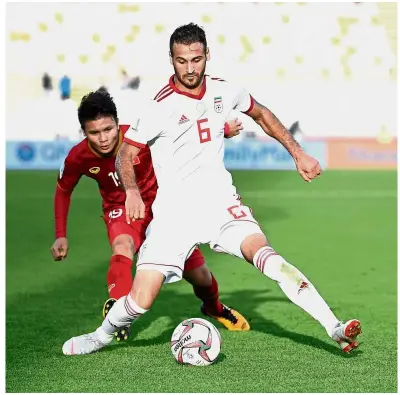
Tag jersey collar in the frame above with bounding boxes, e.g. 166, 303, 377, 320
169, 75, 206, 100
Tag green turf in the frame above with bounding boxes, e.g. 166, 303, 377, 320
6, 170, 397, 393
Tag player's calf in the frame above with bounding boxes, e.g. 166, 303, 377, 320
184, 264, 250, 331
244, 240, 360, 349
107, 234, 135, 300
102, 270, 164, 336
107, 254, 134, 300
185, 267, 223, 315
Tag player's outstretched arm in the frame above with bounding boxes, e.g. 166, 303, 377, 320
246, 100, 322, 182
52, 154, 82, 261
115, 142, 145, 223
52, 185, 72, 261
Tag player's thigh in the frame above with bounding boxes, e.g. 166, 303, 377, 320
184, 247, 206, 272
211, 205, 265, 260
104, 206, 152, 255
137, 216, 197, 284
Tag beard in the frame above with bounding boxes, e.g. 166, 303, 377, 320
173, 64, 206, 90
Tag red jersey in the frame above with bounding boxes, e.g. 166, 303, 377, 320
54, 125, 157, 238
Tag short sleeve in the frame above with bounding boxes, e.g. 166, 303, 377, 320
123, 101, 163, 148
232, 86, 255, 114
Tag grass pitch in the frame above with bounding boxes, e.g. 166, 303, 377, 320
6, 170, 397, 393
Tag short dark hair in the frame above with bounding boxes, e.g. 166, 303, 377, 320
169, 23, 207, 55
78, 90, 118, 130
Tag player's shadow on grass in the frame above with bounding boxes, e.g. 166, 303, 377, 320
105, 287, 358, 358
5, 272, 358, 361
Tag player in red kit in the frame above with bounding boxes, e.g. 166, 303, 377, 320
51, 89, 249, 341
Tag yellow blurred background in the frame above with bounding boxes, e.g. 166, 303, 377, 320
6, 2, 397, 141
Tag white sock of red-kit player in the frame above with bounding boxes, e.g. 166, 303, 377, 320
97, 293, 148, 343
253, 246, 340, 336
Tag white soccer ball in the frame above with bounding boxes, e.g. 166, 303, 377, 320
170, 318, 221, 366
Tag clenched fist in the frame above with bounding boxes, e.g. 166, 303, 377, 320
295, 153, 322, 183
51, 237, 69, 261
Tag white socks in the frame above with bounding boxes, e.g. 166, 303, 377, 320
253, 246, 339, 336
97, 294, 148, 343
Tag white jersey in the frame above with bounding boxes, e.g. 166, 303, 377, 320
124, 75, 254, 204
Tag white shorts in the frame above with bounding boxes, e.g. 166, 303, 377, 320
136, 193, 263, 284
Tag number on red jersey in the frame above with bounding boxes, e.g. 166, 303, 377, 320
108, 171, 120, 187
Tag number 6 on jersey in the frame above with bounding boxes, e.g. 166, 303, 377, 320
197, 118, 211, 144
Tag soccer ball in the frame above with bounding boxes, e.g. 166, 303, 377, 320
170, 318, 221, 366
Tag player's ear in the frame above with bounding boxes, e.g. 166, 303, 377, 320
206, 47, 210, 61
169, 51, 173, 65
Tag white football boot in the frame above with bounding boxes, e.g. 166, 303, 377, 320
62, 328, 113, 356
331, 319, 362, 353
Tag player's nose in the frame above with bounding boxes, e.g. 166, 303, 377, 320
187, 62, 194, 74
99, 133, 108, 142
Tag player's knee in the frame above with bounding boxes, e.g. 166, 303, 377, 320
112, 234, 135, 258
240, 233, 269, 263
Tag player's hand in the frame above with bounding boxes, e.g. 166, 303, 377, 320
295, 153, 322, 183
125, 189, 145, 224
225, 118, 243, 139
51, 237, 69, 261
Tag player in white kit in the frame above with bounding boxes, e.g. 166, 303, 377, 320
62, 23, 361, 356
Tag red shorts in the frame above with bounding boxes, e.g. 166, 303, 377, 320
103, 206, 204, 271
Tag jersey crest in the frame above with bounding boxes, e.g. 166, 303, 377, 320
89, 167, 100, 174
214, 96, 223, 113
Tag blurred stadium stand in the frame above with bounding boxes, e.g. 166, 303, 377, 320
6, 2, 397, 140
